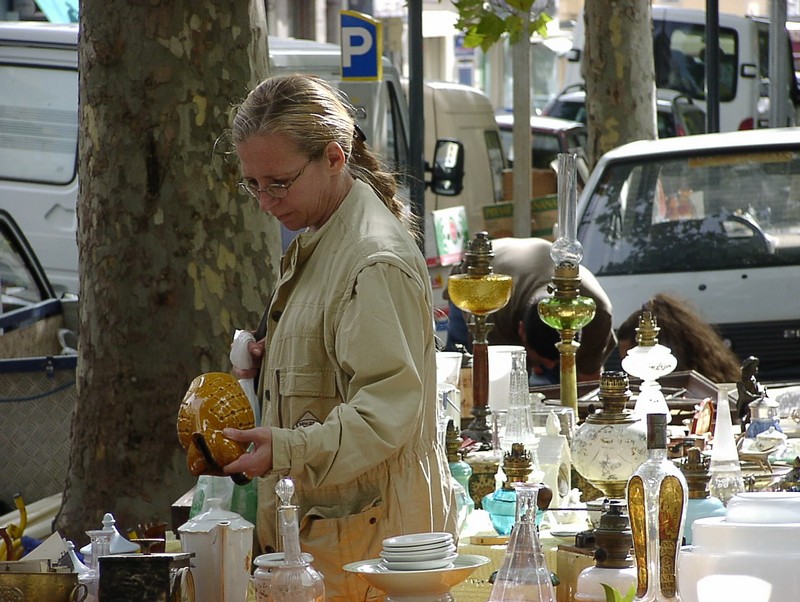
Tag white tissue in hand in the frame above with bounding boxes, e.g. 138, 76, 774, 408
231, 329, 260, 425
230, 329, 256, 370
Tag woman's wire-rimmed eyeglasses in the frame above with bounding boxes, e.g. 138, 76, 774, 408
238, 160, 310, 200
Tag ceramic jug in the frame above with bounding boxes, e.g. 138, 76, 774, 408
178, 497, 254, 602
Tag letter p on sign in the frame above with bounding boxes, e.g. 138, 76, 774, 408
340, 10, 383, 81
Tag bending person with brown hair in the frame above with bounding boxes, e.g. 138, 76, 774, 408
617, 293, 741, 383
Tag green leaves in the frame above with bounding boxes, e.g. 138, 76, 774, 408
452, 0, 552, 52
601, 584, 636, 602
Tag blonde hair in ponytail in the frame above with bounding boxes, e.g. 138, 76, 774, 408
231, 74, 417, 235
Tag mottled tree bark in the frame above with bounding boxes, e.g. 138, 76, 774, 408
55, 0, 280, 544
584, 0, 656, 168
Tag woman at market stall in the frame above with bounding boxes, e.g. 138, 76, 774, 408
220, 74, 457, 601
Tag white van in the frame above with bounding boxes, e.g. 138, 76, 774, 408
0, 22, 79, 295
564, 7, 800, 133
420, 81, 506, 238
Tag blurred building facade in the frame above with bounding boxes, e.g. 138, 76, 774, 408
266, 0, 798, 113
6, 0, 792, 111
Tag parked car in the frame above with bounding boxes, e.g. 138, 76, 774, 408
0, 207, 76, 355
543, 85, 707, 138
0, 208, 77, 507
495, 113, 587, 170
576, 128, 800, 380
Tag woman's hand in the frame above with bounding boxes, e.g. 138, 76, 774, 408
232, 338, 265, 380
223, 426, 274, 478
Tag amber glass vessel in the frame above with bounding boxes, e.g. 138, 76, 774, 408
447, 273, 513, 316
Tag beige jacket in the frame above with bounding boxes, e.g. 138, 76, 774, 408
256, 180, 457, 601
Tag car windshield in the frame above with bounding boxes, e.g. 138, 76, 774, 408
578, 150, 800, 275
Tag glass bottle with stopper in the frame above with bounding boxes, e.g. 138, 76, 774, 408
627, 413, 688, 602
538, 153, 596, 415
268, 477, 325, 602
488, 481, 556, 602
621, 310, 677, 417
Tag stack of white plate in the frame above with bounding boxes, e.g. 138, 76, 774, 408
379, 532, 457, 571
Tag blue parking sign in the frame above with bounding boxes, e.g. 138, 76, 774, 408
340, 11, 383, 81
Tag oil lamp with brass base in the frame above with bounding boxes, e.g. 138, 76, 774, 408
447, 232, 512, 444
538, 153, 596, 415
622, 309, 677, 417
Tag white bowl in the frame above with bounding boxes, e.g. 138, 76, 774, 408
382, 532, 453, 549
382, 552, 459, 571
344, 554, 490, 597
379, 544, 456, 562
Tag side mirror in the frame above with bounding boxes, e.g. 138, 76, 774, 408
429, 138, 464, 196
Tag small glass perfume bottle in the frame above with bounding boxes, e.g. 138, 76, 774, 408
627, 413, 688, 602
268, 478, 325, 602
488, 482, 556, 602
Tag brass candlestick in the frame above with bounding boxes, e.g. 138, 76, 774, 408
537, 153, 596, 415
448, 232, 512, 445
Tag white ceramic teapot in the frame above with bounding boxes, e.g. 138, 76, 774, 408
178, 497, 254, 602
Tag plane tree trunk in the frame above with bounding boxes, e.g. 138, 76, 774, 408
55, 0, 279, 544
584, 0, 656, 168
